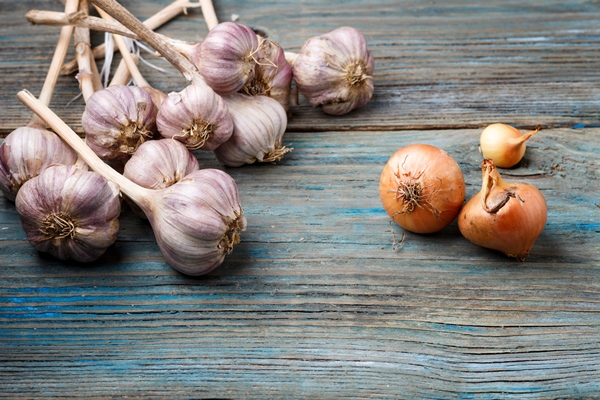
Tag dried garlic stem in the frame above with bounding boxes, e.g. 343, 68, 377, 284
36, 0, 80, 108
91, 0, 203, 84
61, 0, 201, 75
17, 90, 151, 205
74, 0, 101, 101
25, 10, 193, 54
96, 7, 150, 88
199, 0, 218, 30
109, 53, 137, 86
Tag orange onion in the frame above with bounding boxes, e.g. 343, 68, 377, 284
479, 123, 541, 168
458, 158, 547, 261
379, 144, 466, 234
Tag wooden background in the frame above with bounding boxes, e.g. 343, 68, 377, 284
1, 0, 599, 398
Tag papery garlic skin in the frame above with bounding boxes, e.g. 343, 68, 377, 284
0, 126, 78, 201
15, 164, 121, 262
292, 26, 374, 115
147, 168, 247, 275
241, 38, 293, 114
124, 139, 199, 190
83, 85, 157, 162
215, 94, 289, 167
156, 83, 234, 151
192, 22, 259, 95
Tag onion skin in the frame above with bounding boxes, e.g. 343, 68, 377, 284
458, 159, 547, 261
379, 144, 466, 234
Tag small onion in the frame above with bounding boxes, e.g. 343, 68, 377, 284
458, 158, 547, 261
379, 144, 466, 234
479, 123, 541, 168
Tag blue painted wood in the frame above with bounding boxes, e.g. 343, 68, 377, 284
1, 0, 600, 398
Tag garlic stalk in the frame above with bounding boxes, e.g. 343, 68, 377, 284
74, 0, 102, 101
215, 94, 290, 167
109, 53, 137, 86
15, 164, 120, 262
0, 0, 79, 201
60, 0, 202, 75
18, 90, 246, 276
96, 6, 168, 108
25, 9, 194, 58
292, 26, 375, 115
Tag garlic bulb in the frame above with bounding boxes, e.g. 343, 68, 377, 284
156, 82, 234, 151
215, 94, 290, 167
292, 26, 374, 115
191, 22, 260, 95
19, 89, 246, 276
0, 126, 78, 201
241, 38, 293, 114
82, 85, 158, 162
145, 168, 247, 275
123, 139, 199, 190
15, 164, 121, 262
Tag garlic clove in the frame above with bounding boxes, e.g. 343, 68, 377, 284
149, 168, 247, 276
0, 125, 78, 201
156, 82, 234, 151
292, 26, 374, 115
192, 22, 260, 95
215, 94, 290, 167
82, 85, 158, 163
15, 164, 121, 262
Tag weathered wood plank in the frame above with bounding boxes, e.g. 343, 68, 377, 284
2, 0, 600, 137
1, 127, 599, 398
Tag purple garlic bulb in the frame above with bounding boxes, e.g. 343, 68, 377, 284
82, 85, 158, 163
292, 26, 375, 115
156, 82, 234, 151
15, 164, 121, 262
241, 38, 293, 114
0, 126, 78, 201
142, 168, 247, 275
215, 94, 290, 167
192, 22, 260, 95
124, 139, 199, 190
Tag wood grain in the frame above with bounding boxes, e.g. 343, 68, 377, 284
2, 0, 600, 137
1, 0, 600, 398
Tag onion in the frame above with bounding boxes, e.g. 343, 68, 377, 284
379, 144, 466, 234
458, 159, 547, 261
479, 123, 541, 168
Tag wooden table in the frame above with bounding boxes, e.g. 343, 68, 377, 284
1, 1, 599, 398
